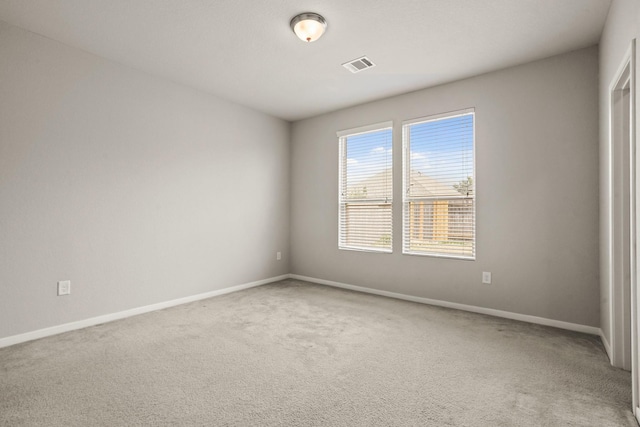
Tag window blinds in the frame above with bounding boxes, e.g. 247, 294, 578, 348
338, 124, 393, 252
402, 110, 475, 259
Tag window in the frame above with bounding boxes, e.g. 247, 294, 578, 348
338, 122, 393, 252
402, 109, 475, 259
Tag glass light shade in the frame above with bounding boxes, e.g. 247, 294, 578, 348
290, 13, 327, 42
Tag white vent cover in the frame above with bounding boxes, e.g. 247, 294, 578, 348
342, 56, 376, 73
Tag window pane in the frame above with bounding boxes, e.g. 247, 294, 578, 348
344, 130, 393, 201
407, 114, 474, 195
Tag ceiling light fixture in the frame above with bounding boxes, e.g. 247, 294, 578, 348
290, 12, 327, 43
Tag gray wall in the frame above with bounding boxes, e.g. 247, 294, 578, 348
598, 0, 640, 347
291, 47, 600, 327
0, 20, 290, 340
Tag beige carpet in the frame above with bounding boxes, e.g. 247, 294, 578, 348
0, 279, 635, 426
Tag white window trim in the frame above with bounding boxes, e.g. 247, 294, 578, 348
338, 121, 393, 253
402, 108, 476, 260
336, 121, 393, 138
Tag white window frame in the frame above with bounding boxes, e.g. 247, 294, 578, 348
402, 108, 476, 260
338, 121, 393, 253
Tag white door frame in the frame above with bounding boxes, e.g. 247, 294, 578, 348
608, 39, 637, 417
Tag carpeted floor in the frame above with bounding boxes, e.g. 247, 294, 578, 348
0, 279, 636, 426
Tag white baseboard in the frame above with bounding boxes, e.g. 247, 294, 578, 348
290, 274, 601, 336
1, 273, 602, 349
0, 274, 289, 349
600, 329, 613, 361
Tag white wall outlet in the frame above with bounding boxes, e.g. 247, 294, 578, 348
276, 251, 282, 261
482, 272, 492, 284
57, 280, 71, 296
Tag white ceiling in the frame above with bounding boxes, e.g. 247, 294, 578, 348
0, 0, 612, 121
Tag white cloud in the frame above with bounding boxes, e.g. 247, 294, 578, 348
410, 152, 431, 172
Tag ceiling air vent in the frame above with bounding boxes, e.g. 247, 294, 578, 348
342, 56, 376, 73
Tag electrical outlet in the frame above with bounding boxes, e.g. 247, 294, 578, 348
57, 280, 71, 296
276, 251, 282, 261
482, 272, 492, 284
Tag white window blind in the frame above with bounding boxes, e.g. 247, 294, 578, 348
338, 123, 393, 252
402, 109, 475, 259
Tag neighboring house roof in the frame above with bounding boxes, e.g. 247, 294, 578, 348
346, 168, 392, 200
346, 168, 460, 199
409, 170, 461, 198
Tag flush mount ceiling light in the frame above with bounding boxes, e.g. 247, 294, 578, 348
290, 12, 327, 42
